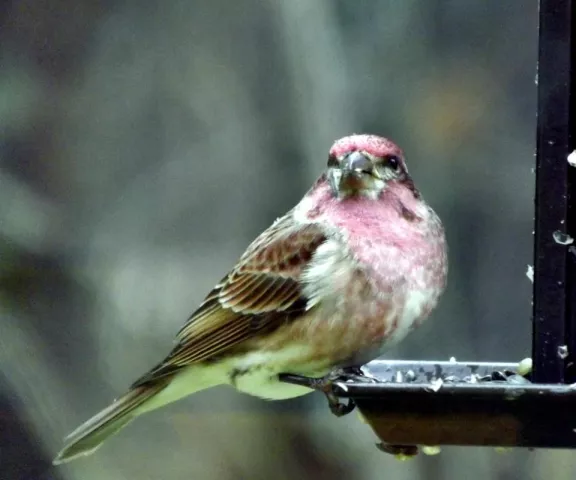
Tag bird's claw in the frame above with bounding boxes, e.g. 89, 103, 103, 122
279, 367, 372, 417
326, 391, 356, 417
320, 366, 377, 385
310, 369, 359, 416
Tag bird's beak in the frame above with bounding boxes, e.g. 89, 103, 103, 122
328, 151, 377, 196
332, 151, 374, 193
341, 151, 373, 177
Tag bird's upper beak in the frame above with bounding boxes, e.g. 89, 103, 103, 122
341, 151, 373, 176
329, 151, 375, 195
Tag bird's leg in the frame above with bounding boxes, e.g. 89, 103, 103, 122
278, 367, 371, 417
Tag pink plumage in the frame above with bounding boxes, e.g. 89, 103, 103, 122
260, 135, 447, 366
329, 134, 404, 161
54, 134, 448, 464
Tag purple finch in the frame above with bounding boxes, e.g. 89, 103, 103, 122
54, 134, 447, 464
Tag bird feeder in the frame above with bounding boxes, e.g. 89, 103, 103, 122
281, 0, 576, 455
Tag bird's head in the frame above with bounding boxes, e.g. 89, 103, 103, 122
326, 134, 412, 199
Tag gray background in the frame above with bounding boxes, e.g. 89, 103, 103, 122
2, 1, 568, 479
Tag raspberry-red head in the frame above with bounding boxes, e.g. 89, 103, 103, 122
329, 134, 404, 161
326, 134, 410, 199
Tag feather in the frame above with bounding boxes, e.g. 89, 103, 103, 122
53, 380, 169, 464
130, 215, 326, 388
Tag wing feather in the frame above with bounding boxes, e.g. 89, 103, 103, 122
131, 215, 326, 388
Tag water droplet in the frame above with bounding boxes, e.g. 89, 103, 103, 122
558, 345, 569, 359
569, 150, 576, 167
553, 231, 574, 245
526, 265, 534, 283
548, 140, 556, 145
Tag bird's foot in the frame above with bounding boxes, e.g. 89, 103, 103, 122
325, 391, 356, 417
278, 367, 373, 417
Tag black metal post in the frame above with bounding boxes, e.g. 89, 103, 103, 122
533, 0, 576, 384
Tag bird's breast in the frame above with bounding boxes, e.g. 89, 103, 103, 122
296, 227, 444, 362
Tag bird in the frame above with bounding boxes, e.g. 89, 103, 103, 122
54, 134, 448, 464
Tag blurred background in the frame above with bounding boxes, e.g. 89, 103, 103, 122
1, 1, 566, 479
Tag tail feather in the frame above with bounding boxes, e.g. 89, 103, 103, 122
53, 381, 168, 465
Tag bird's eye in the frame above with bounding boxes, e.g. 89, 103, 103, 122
385, 155, 401, 171
327, 154, 339, 168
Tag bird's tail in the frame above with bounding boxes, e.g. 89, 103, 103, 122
53, 380, 169, 465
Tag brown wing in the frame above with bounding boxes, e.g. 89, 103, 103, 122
131, 214, 326, 387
